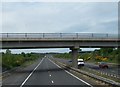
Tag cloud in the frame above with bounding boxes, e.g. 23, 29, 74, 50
1, 0, 119, 2
2, 2, 118, 33
1, 2, 118, 53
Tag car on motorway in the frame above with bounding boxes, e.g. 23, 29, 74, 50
99, 62, 108, 68
68, 59, 84, 66
69, 60, 72, 62
78, 59, 84, 66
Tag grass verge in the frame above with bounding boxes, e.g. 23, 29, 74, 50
80, 67, 120, 83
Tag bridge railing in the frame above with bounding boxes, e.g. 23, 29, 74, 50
0, 33, 118, 39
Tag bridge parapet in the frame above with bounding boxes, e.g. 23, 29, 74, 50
0, 33, 118, 41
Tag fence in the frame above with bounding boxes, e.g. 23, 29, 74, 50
0, 33, 118, 39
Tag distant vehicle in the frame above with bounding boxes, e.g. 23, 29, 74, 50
69, 60, 72, 62
99, 62, 108, 68
78, 59, 84, 66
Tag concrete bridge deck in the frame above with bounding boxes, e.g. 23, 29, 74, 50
1, 33, 119, 49
1, 33, 119, 68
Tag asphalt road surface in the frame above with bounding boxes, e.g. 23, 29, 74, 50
84, 63, 120, 76
53, 58, 120, 76
2, 58, 92, 87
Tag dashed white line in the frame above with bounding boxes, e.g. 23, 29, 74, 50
20, 58, 44, 87
49, 74, 52, 77
48, 59, 93, 87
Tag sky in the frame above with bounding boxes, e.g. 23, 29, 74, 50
2, 2, 118, 33
1, 0, 118, 53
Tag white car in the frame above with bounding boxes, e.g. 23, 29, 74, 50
78, 59, 84, 66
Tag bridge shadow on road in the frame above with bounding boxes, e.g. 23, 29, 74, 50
13, 67, 69, 74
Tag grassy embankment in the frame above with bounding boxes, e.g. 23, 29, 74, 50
1, 49, 44, 70
54, 48, 120, 64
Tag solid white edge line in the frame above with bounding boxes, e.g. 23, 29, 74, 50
48, 58, 93, 87
20, 58, 44, 87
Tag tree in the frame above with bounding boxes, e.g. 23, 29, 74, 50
99, 48, 113, 57
6, 49, 11, 54
21, 52, 26, 57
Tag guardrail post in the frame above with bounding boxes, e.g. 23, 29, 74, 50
43, 33, 45, 38
92, 33, 93, 37
76, 33, 78, 38
106, 34, 108, 38
60, 33, 62, 38
7, 33, 8, 38
25, 33, 27, 38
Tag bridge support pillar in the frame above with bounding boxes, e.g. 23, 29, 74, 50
70, 47, 79, 68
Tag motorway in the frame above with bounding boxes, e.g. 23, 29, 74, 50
84, 63, 120, 76
53, 58, 120, 77
2, 57, 92, 87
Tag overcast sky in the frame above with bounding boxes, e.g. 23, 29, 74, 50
2, 2, 118, 33
1, 1, 118, 53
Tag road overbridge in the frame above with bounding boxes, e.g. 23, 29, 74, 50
1, 33, 119, 68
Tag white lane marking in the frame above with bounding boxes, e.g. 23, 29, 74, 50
48, 59, 93, 87
45, 58, 53, 84
51, 80, 54, 83
64, 70, 92, 86
20, 58, 44, 87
